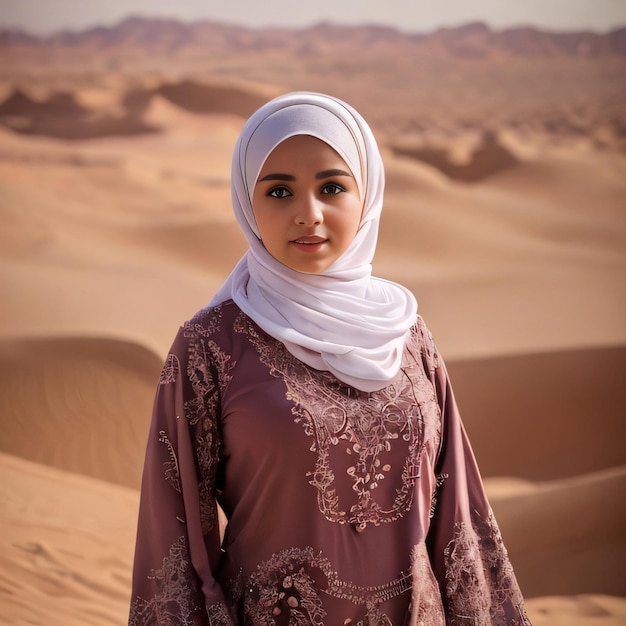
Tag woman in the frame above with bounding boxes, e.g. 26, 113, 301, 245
129, 92, 531, 625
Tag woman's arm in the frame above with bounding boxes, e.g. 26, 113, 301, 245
129, 327, 233, 626
424, 328, 531, 625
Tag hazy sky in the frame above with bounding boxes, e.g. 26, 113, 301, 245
1, 0, 625, 35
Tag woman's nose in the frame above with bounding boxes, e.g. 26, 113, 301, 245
295, 195, 323, 226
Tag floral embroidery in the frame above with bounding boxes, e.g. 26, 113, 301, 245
443, 509, 531, 625
245, 547, 326, 625
129, 536, 204, 626
236, 313, 441, 528
244, 546, 411, 625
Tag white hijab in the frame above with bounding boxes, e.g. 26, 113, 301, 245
210, 92, 417, 392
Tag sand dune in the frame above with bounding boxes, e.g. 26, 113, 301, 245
0, 88, 159, 139
2, 118, 623, 360
488, 465, 626, 597
0, 89, 89, 120
525, 595, 626, 626
1, 332, 621, 497
391, 131, 519, 182
116, 219, 247, 274
0, 330, 622, 599
0, 109, 246, 353
447, 346, 626, 480
0, 79, 276, 141
0, 337, 160, 489
377, 148, 626, 360
1, 453, 625, 626
0, 453, 138, 626
139, 79, 275, 117
0, 19, 624, 625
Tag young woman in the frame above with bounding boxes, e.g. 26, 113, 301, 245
129, 92, 531, 625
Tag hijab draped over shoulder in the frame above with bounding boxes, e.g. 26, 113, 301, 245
210, 91, 418, 392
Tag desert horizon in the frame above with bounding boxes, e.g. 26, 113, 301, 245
0, 15, 625, 625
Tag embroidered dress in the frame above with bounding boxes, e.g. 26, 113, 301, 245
129, 301, 530, 625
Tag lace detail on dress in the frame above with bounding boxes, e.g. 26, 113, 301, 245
129, 536, 203, 626
244, 546, 410, 626
347, 608, 393, 626
237, 314, 441, 528
160, 354, 180, 385
408, 543, 446, 625
187, 303, 224, 338
429, 472, 449, 519
206, 602, 236, 626
414, 316, 440, 374
159, 429, 182, 493
443, 509, 531, 625
182, 318, 236, 536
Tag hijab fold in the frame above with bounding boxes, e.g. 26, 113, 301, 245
210, 92, 417, 392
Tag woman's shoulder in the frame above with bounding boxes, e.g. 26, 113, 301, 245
185, 299, 241, 333
408, 314, 441, 374
166, 300, 243, 351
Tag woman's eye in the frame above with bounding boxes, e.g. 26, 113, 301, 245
268, 186, 292, 198
321, 183, 345, 195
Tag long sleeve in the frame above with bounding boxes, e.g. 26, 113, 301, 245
129, 326, 234, 626
426, 352, 531, 625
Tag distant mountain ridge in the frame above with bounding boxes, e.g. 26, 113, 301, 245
1, 15, 624, 155
1, 16, 625, 59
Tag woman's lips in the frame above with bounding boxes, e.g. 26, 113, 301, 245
291, 236, 328, 251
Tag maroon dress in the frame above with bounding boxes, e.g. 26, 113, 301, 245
129, 300, 530, 625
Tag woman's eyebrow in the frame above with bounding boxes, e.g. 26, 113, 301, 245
258, 169, 353, 182
316, 169, 353, 179
258, 173, 295, 182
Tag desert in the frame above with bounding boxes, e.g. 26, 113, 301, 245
0, 17, 625, 625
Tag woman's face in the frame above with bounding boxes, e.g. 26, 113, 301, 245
252, 135, 363, 274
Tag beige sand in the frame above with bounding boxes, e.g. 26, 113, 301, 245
0, 19, 625, 624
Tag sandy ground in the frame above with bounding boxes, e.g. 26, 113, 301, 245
0, 25, 625, 624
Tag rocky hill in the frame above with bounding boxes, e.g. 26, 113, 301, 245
1, 16, 625, 59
